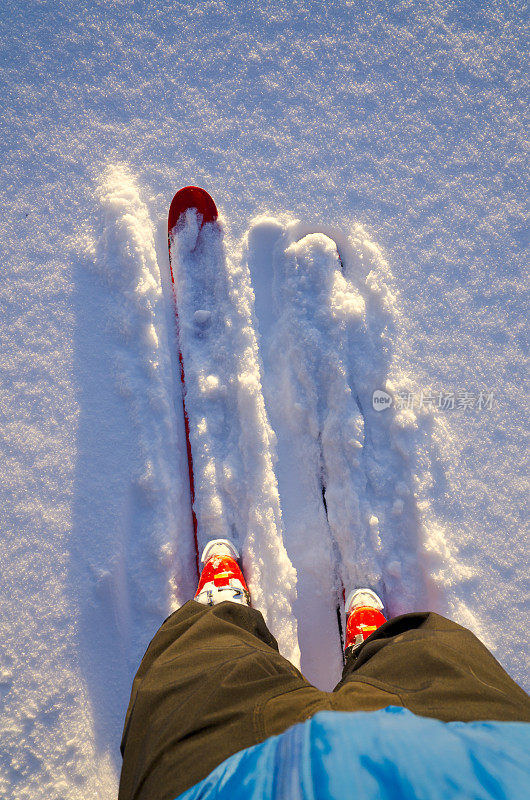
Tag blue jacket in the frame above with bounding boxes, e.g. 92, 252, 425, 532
176, 706, 529, 799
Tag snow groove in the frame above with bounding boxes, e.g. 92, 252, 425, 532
247, 216, 440, 685
93, 164, 193, 631
334, 227, 431, 614
247, 222, 373, 685
169, 211, 299, 665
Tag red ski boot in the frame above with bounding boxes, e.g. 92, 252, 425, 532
194, 539, 251, 607
344, 588, 386, 655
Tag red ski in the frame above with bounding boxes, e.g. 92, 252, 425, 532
167, 186, 218, 577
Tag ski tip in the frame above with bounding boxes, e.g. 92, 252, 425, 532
168, 186, 218, 233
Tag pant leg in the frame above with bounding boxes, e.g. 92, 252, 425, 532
120, 604, 530, 800
119, 600, 325, 800
334, 612, 530, 722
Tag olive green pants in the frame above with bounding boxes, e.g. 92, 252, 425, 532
119, 601, 530, 800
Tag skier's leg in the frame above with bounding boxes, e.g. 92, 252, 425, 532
119, 538, 341, 800
333, 611, 530, 722
118, 600, 326, 800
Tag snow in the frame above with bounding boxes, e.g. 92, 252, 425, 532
169, 211, 298, 662
1, 1, 528, 797
245, 219, 454, 685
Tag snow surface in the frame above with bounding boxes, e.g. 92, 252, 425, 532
0, 1, 528, 797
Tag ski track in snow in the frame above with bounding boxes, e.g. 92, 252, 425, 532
246, 217, 458, 686
169, 213, 299, 665
167, 207, 462, 689
92, 164, 197, 611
